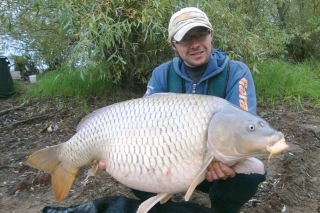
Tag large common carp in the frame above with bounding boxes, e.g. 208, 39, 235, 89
27, 93, 288, 213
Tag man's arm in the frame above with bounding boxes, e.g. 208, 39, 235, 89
225, 61, 257, 114
143, 62, 171, 97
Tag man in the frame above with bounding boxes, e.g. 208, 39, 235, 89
141, 7, 266, 213
98, 7, 266, 213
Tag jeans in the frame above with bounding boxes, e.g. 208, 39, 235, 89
131, 170, 267, 213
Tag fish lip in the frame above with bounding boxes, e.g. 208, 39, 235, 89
266, 138, 289, 160
265, 132, 285, 150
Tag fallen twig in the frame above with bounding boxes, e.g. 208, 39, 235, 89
0, 102, 27, 116
0, 165, 16, 169
2, 108, 65, 129
7, 114, 54, 127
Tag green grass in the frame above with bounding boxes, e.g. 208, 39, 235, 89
23, 64, 115, 101
16, 59, 320, 109
253, 60, 320, 108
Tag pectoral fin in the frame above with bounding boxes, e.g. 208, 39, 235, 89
232, 157, 265, 174
160, 194, 173, 204
136, 193, 172, 213
184, 154, 214, 201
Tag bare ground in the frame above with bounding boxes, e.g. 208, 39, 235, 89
0, 84, 319, 213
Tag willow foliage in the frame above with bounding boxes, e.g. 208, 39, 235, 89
1, 0, 319, 88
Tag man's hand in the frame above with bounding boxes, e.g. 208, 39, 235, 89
205, 161, 236, 182
93, 160, 107, 170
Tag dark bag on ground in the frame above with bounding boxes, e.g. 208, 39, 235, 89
41, 196, 210, 213
0, 56, 15, 98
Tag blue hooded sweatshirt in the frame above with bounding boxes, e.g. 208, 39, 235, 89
144, 49, 257, 114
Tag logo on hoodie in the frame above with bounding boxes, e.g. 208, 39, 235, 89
239, 78, 248, 111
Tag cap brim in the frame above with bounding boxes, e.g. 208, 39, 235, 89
173, 23, 212, 42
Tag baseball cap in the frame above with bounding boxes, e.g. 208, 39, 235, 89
168, 7, 213, 42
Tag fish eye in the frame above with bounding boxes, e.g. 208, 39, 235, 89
248, 124, 256, 131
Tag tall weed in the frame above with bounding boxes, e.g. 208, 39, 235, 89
21, 60, 320, 109
254, 60, 320, 108
24, 64, 114, 101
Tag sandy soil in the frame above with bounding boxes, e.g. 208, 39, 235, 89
0, 84, 319, 213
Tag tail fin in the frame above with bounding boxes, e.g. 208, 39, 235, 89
27, 144, 78, 202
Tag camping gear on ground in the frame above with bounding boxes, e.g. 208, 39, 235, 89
0, 56, 15, 98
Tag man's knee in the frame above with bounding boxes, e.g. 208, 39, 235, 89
209, 171, 267, 213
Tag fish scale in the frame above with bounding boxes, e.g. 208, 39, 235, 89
63, 94, 214, 193
26, 93, 288, 213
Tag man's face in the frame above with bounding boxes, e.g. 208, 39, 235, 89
171, 27, 212, 67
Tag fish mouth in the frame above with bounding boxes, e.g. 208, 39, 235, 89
266, 138, 289, 160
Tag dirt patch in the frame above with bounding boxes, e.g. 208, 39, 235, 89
0, 85, 319, 213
